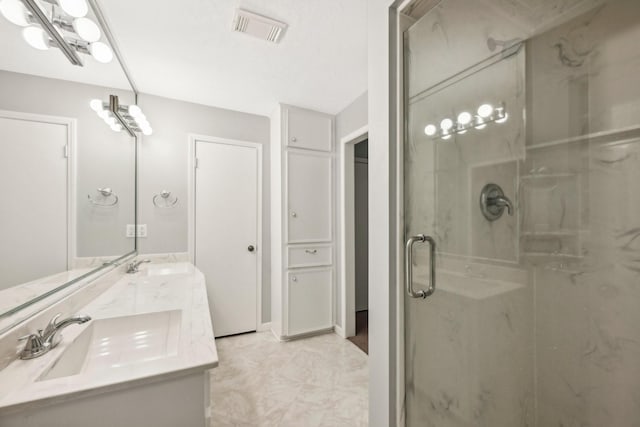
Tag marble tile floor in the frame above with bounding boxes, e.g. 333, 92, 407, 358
210, 331, 368, 427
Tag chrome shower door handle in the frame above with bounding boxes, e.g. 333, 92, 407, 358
405, 234, 436, 299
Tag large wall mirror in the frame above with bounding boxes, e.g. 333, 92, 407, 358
0, 0, 136, 332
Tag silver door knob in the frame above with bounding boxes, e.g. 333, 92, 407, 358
292, 276, 297, 282
248, 245, 255, 252
291, 137, 297, 142
291, 211, 297, 218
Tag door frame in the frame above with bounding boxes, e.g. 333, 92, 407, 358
0, 110, 77, 268
338, 125, 368, 338
187, 134, 264, 331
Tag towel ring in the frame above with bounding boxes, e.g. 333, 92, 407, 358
153, 190, 178, 208
88, 188, 118, 207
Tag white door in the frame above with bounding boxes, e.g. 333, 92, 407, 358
0, 115, 68, 290
194, 138, 260, 337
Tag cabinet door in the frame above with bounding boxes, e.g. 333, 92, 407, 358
287, 268, 332, 336
286, 151, 332, 243
285, 107, 332, 152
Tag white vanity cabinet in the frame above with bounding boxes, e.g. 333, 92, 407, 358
271, 104, 334, 339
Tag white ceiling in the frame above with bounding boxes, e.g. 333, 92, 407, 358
100, 0, 368, 116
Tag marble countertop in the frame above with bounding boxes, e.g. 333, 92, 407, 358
0, 262, 218, 414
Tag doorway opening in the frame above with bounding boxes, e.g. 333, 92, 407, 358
339, 125, 368, 353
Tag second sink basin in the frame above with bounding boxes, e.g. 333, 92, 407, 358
38, 310, 181, 382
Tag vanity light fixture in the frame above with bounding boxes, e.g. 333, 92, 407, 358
423, 102, 508, 140
0, 0, 113, 66
90, 96, 153, 137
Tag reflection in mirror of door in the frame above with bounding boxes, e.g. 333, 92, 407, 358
0, 0, 136, 328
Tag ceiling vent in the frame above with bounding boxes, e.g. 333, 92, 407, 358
232, 9, 287, 44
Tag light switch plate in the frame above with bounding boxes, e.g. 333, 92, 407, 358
126, 224, 136, 238
137, 224, 148, 238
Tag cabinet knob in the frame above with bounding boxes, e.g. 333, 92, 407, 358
292, 276, 297, 282
291, 137, 297, 143
290, 211, 297, 218
248, 245, 255, 252
305, 249, 317, 254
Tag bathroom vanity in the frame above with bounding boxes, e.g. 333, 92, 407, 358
0, 262, 218, 427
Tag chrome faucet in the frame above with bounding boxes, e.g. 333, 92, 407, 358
126, 259, 151, 274
19, 313, 91, 360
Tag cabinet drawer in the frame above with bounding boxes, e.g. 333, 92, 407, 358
285, 107, 332, 152
287, 245, 332, 268
287, 268, 332, 336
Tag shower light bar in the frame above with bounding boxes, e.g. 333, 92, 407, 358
424, 102, 508, 140
90, 95, 153, 137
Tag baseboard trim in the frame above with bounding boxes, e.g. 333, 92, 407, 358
334, 325, 346, 338
257, 322, 272, 332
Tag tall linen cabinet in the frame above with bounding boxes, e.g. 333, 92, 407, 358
270, 104, 334, 339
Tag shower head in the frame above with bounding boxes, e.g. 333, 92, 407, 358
487, 36, 524, 58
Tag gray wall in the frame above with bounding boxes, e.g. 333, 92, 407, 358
0, 70, 136, 258
137, 94, 272, 323
334, 91, 368, 328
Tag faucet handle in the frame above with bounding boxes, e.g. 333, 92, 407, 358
42, 313, 63, 338
18, 333, 49, 360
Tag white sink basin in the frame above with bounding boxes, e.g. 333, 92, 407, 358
38, 310, 181, 382
141, 263, 193, 277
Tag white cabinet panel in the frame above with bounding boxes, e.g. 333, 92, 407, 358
285, 107, 332, 152
287, 268, 332, 336
287, 245, 332, 268
286, 151, 332, 243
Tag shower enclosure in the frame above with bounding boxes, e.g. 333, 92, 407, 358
403, 0, 640, 425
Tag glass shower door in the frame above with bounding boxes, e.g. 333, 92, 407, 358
403, 1, 640, 426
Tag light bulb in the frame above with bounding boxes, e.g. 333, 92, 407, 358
73, 17, 100, 42
104, 116, 116, 126
90, 41, 113, 63
0, 0, 30, 26
142, 127, 153, 136
424, 124, 437, 136
110, 123, 122, 132
59, 0, 88, 18
457, 111, 472, 125
90, 99, 104, 112
128, 105, 142, 118
440, 118, 453, 131
137, 118, 149, 129
495, 113, 509, 124
477, 104, 493, 118
22, 26, 49, 50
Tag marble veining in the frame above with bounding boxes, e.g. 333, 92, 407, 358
0, 262, 217, 415
210, 331, 368, 427
404, 0, 640, 425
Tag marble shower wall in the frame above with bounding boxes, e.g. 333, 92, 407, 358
404, 0, 640, 426
528, 1, 640, 424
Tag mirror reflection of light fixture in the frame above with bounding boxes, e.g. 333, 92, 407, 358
90, 95, 153, 137
0, 0, 113, 66
424, 102, 508, 140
